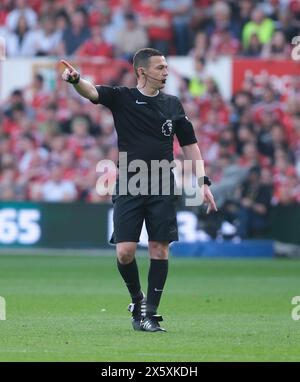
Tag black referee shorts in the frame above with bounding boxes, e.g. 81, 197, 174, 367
110, 193, 179, 244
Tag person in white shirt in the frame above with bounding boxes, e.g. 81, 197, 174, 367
30, 15, 62, 56
115, 13, 149, 61
19, 133, 49, 174
6, 15, 36, 57
6, 0, 37, 32
41, 164, 77, 202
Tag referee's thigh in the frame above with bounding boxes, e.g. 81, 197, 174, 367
112, 194, 145, 243
144, 195, 178, 243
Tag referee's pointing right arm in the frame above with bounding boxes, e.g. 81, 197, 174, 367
60, 59, 99, 103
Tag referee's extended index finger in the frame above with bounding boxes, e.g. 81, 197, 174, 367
60, 59, 75, 71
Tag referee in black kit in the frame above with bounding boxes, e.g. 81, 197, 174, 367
61, 48, 217, 332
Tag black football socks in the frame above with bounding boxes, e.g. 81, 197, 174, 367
117, 258, 143, 303
146, 259, 169, 317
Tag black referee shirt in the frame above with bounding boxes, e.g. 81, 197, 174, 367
91, 86, 197, 165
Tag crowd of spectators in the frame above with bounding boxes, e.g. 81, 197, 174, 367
1, 0, 300, 239
1, 0, 300, 59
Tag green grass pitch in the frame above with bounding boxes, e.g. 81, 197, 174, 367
0, 252, 300, 361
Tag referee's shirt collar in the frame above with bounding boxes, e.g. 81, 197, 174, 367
136, 87, 160, 98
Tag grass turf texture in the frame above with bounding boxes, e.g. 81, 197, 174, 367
0, 253, 300, 361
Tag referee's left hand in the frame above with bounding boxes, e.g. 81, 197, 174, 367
203, 185, 217, 214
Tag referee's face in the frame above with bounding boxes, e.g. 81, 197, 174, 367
146, 56, 168, 90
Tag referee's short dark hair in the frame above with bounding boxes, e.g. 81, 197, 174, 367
133, 48, 164, 77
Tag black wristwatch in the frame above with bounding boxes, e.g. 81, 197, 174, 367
198, 176, 212, 187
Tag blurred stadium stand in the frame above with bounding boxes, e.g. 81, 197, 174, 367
1, 0, 300, 252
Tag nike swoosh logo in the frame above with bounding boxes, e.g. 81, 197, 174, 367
154, 288, 164, 292
136, 100, 147, 104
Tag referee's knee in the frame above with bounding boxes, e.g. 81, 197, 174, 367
116, 243, 136, 264
148, 241, 169, 260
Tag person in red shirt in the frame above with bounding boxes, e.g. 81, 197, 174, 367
140, 0, 172, 56
75, 24, 113, 58
207, 25, 240, 58
0, 0, 10, 26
